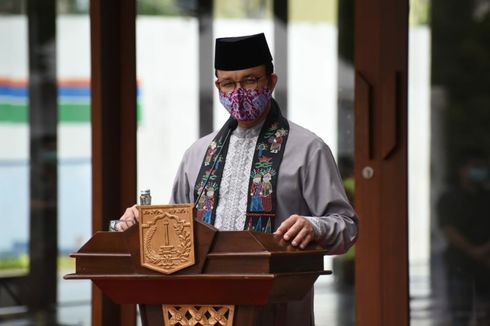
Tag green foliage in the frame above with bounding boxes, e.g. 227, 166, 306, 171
289, 0, 336, 23
0, 255, 29, 270
343, 177, 355, 194
410, 0, 430, 26
57, 0, 89, 15
138, 0, 196, 16
58, 256, 76, 270
344, 245, 355, 260
0, 255, 75, 271
214, 0, 271, 19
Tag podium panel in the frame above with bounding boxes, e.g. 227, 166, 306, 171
65, 210, 330, 326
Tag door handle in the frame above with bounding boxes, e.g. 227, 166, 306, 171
356, 72, 372, 160
381, 71, 401, 159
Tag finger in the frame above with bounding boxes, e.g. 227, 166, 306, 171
121, 207, 134, 221
121, 204, 138, 221
291, 226, 311, 247
116, 221, 126, 232
126, 219, 136, 228
274, 215, 299, 236
118, 219, 136, 232
130, 204, 140, 221
283, 219, 305, 241
299, 232, 314, 249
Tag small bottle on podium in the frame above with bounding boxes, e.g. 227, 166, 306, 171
139, 189, 151, 205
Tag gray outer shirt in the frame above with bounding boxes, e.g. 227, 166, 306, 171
170, 119, 359, 326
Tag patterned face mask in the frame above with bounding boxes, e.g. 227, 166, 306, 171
219, 86, 272, 122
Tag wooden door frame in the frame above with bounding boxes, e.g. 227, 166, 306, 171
354, 0, 409, 325
90, 0, 137, 325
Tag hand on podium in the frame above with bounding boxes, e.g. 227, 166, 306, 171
115, 204, 139, 231
274, 214, 316, 249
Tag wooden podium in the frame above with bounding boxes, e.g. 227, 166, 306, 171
65, 213, 330, 326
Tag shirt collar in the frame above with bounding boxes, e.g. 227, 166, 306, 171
232, 119, 265, 139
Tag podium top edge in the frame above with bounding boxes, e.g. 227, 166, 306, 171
63, 270, 331, 280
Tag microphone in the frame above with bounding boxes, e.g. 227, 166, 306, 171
194, 120, 237, 209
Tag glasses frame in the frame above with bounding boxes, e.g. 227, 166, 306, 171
216, 75, 267, 93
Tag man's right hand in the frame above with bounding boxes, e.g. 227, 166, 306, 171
116, 204, 139, 231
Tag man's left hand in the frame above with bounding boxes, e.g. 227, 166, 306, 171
274, 214, 315, 249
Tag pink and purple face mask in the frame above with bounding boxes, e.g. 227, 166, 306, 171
219, 87, 272, 122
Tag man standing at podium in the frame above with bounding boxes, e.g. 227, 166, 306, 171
120, 32, 358, 325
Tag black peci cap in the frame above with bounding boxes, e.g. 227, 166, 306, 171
214, 33, 273, 71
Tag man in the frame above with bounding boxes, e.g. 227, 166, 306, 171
437, 151, 490, 324
119, 33, 359, 325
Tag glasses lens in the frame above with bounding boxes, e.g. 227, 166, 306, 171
220, 81, 235, 93
241, 77, 258, 90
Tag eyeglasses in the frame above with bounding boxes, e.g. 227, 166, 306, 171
216, 75, 267, 93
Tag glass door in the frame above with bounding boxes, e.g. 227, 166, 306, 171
409, 0, 490, 324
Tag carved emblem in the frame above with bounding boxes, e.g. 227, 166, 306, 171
139, 204, 195, 274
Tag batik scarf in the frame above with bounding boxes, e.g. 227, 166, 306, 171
194, 100, 289, 233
